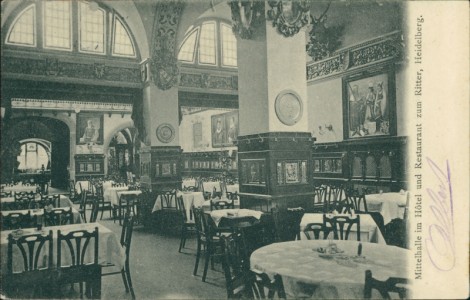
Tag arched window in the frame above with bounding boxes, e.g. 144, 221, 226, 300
6, 4, 36, 47
4, 1, 138, 59
17, 142, 50, 171
178, 20, 237, 68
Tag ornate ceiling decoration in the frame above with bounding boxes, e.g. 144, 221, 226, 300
267, 0, 311, 37
150, 1, 184, 90
229, 0, 265, 39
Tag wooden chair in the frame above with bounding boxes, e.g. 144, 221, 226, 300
312, 185, 327, 212
210, 199, 235, 210
220, 233, 252, 298
102, 214, 136, 299
251, 270, 286, 299
1, 190, 13, 197
182, 185, 198, 192
57, 227, 101, 298
116, 193, 138, 225
156, 189, 178, 231
136, 190, 157, 227
364, 270, 409, 299
324, 214, 361, 241
89, 198, 100, 223
271, 207, 305, 242
303, 222, 325, 240
5, 230, 56, 298
78, 191, 88, 223
192, 207, 224, 282
176, 196, 196, 253
325, 184, 345, 212
95, 185, 113, 220
68, 179, 78, 203
347, 190, 368, 213
43, 208, 74, 226
2, 211, 37, 230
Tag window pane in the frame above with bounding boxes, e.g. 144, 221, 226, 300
113, 17, 135, 57
221, 23, 237, 67
79, 2, 105, 54
7, 5, 36, 46
178, 29, 198, 63
199, 22, 216, 65
44, 0, 71, 50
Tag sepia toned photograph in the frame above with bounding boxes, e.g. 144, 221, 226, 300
0, 0, 468, 299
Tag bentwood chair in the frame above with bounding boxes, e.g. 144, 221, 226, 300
323, 213, 361, 241
364, 270, 409, 299
102, 214, 136, 299
251, 270, 287, 299
271, 207, 305, 242
1, 211, 37, 230
220, 233, 252, 298
177, 196, 196, 253
43, 208, 74, 226
193, 207, 224, 282
4, 230, 56, 298
57, 227, 101, 298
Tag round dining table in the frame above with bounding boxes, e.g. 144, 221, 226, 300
251, 240, 411, 299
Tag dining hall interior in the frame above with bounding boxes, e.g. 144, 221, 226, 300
0, 0, 411, 299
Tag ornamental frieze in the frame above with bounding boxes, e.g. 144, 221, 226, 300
2, 56, 141, 84
307, 31, 404, 82
179, 73, 238, 91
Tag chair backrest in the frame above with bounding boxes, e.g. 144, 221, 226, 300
221, 233, 251, 298
347, 190, 368, 213
13, 197, 32, 210
210, 200, 234, 211
251, 270, 286, 299
271, 207, 305, 242
325, 184, 344, 212
303, 222, 324, 240
364, 269, 409, 299
157, 190, 178, 210
44, 208, 74, 226
313, 186, 327, 203
324, 214, 361, 241
176, 195, 187, 222
137, 190, 157, 226
225, 191, 238, 201
2, 211, 36, 230
1, 191, 13, 197
7, 230, 54, 273
57, 227, 99, 267
120, 214, 135, 257
193, 207, 212, 240
183, 185, 198, 192
89, 198, 100, 223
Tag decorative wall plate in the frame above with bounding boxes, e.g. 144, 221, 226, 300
156, 123, 175, 143
275, 90, 303, 126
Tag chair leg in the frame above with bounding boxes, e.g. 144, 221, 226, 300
125, 266, 135, 299
100, 207, 104, 220
202, 245, 210, 282
121, 269, 129, 292
193, 240, 202, 276
179, 226, 186, 253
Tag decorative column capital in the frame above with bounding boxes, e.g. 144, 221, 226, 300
267, 0, 311, 37
229, 0, 265, 40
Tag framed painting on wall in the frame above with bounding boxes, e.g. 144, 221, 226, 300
343, 67, 396, 139
76, 113, 104, 145
211, 110, 239, 147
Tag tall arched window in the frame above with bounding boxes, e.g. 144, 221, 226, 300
4, 1, 138, 59
178, 20, 237, 68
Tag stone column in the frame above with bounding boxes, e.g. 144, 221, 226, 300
235, 2, 315, 210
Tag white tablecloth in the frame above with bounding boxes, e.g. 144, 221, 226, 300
210, 209, 262, 227
366, 192, 408, 224
1, 222, 125, 274
75, 181, 94, 195
1, 207, 82, 224
1, 195, 74, 209
152, 191, 205, 221
104, 186, 129, 206
202, 181, 221, 192
1, 185, 37, 193
300, 213, 386, 244
116, 190, 142, 206
226, 184, 239, 193
251, 240, 411, 298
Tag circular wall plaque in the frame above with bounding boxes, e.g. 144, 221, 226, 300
156, 123, 175, 143
275, 90, 303, 126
